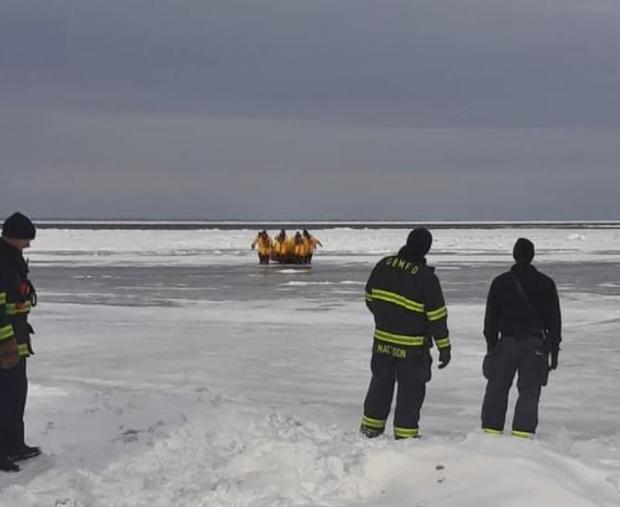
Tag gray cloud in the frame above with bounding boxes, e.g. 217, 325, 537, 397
1, 1, 619, 219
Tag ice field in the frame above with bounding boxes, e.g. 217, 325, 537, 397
1, 225, 619, 506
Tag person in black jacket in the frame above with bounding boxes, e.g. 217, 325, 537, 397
0, 213, 40, 472
360, 228, 451, 439
481, 238, 562, 438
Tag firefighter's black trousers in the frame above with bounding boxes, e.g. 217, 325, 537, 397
481, 336, 548, 434
0, 358, 27, 454
363, 340, 431, 435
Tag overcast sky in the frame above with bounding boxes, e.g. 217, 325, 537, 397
1, 0, 619, 220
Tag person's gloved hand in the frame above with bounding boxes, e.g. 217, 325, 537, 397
549, 349, 559, 371
438, 346, 451, 369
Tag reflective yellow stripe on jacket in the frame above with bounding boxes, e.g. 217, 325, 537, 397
0, 324, 15, 341
366, 289, 425, 314
374, 329, 426, 347
426, 305, 448, 321
435, 337, 451, 349
17, 344, 30, 357
5, 302, 32, 315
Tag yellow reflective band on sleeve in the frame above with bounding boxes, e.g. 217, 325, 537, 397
369, 289, 425, 314
435, 337, 451, 349
374, 329, 426, 347
426, 306, 448, 321
5, 302, 32, 315
0, 324, 16, 341
17, 344, 30, 357
394, 427, 419, 438
483, 428, 503, 435
0, 292, 6, 304
365, 292, 373, 301
511, 430, 533, 439
362, 415, 386, 429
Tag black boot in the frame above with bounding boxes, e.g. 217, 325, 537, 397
0, 455, 20, 472
8, 445, 41, 462
359, 425, 384, 438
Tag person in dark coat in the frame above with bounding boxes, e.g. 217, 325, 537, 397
360, 228, 451, 439
481, 238, 562, 438
0, 213, 40, 472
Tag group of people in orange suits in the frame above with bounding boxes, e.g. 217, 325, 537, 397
251, 229, 322, 265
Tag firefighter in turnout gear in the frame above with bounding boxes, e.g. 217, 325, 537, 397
481, 238, 562, 438
302, 229, 322, 264
0, 213, 40, 472
251, 230, 273, 264
292, 231, 307, 264
360, 228, 451, 439
272, 230, 290, 263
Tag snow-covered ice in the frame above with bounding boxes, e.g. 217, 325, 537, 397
1, 226, 619, 506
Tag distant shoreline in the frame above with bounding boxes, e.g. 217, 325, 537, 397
32, 220, 620, 230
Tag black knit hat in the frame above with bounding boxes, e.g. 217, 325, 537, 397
406, 228, 433, 258
513, 237, 534, 263
2, 212, 36, 240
